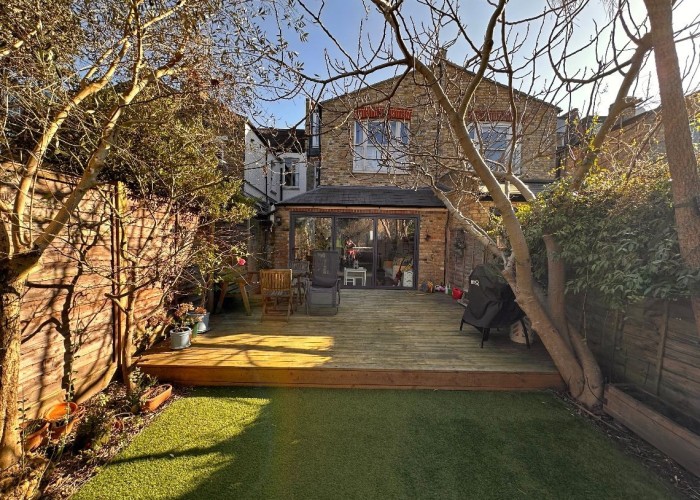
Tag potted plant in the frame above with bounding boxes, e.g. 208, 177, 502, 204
21, 418, 49, 451
140, 383, 173, 413
45, 401, 81, 440
170, 302, 194, 349
126, 368, 157, 414
187, 306, 210, 334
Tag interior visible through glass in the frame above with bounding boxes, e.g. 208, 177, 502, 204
290, 215, 417, 289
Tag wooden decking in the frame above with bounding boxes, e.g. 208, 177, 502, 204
138, 290, 564, 390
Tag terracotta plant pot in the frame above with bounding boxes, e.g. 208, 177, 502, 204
140, 384, 172, 413
22, 419, 49, 451
45, 402, 80, 440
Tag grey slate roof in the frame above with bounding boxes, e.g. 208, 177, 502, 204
278, 186, 446, 208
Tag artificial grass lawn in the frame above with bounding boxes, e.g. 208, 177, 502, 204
75, 388, 678, 500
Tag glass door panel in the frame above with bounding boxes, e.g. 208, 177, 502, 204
292, 216, 332, 262
336, 217, 375, 287
377, 218, 416, 288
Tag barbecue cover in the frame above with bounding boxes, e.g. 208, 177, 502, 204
461, 265, 524, 329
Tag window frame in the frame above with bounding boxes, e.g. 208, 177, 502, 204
468, 121, 521, 174
352, 118, 410, 174
282, 157, 300, 188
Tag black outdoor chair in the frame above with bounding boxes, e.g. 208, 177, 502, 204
459, 264, 530, 348
306, 250, 341, 315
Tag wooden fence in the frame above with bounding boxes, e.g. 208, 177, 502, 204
567, 296, 700, 418
10, 172, 180, 418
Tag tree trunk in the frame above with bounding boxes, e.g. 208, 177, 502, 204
543, 234, 572, 350
120, 290, 137, 395
567, 322, 604, 410
0, 256, 39, 470
644, 0, 700, 336
0, 279, 23, 470
543, 234, 603, 408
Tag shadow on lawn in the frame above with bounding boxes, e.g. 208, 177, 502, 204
93, 389, 678, 500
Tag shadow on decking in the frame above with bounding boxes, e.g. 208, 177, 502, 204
138, 289, 564, 390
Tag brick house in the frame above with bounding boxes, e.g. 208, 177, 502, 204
599, 92, 700, 166
557, 92, 700, 171
271, 60, 559, 289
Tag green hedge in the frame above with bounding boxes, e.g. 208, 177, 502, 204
519, 163, 700, 309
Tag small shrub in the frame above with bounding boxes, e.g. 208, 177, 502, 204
74, 394, 112, 452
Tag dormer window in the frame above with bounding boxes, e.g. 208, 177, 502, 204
353, 106, 411, 174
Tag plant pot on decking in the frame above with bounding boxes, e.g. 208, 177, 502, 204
170, 326, 192, 349
187, 311, 210, 334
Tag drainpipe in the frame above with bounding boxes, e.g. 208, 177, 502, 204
444, 211, 450, 287
264, 150, 269, 203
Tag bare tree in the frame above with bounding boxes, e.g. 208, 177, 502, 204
265, 0, 698, 409
0, 0, 295, 470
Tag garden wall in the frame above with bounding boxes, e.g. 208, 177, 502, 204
566, 296, 700, 418
6, 171, 178, 419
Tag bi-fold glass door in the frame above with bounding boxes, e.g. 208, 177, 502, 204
376, 218, 415, 288
290, 214, 417, 289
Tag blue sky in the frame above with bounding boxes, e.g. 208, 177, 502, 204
257, 0, 699, 128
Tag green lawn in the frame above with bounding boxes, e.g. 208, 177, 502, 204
75, 388, 678, 500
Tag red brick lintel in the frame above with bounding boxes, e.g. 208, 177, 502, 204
355, 106, 413, 121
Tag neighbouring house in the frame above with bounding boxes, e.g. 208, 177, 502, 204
242, 124, 310, 210
557, 92, 700, 171
271, 58, 560, 289
599, 92, 700, 165
240, 122, 311, 268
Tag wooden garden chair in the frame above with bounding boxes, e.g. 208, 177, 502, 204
290, 259, 311, 308
260, 269, 294, 321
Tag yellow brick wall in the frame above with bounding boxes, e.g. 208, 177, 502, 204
318, 66, 558, 187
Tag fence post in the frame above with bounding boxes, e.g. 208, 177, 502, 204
653, 300, 670, 395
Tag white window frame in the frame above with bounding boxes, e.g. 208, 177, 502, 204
353, 119, 410, 174
282, 158, 299, 188
469, 122, 521, 174
310, 108, 320, 150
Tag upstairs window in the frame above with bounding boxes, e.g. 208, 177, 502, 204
308, 104, 321, 156
353, 106, 411, 174
469, 122, 521, 173
282, 158, 299, 188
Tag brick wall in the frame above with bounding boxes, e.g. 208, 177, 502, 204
318, 64, 558, 187
273, 206, 448, 286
